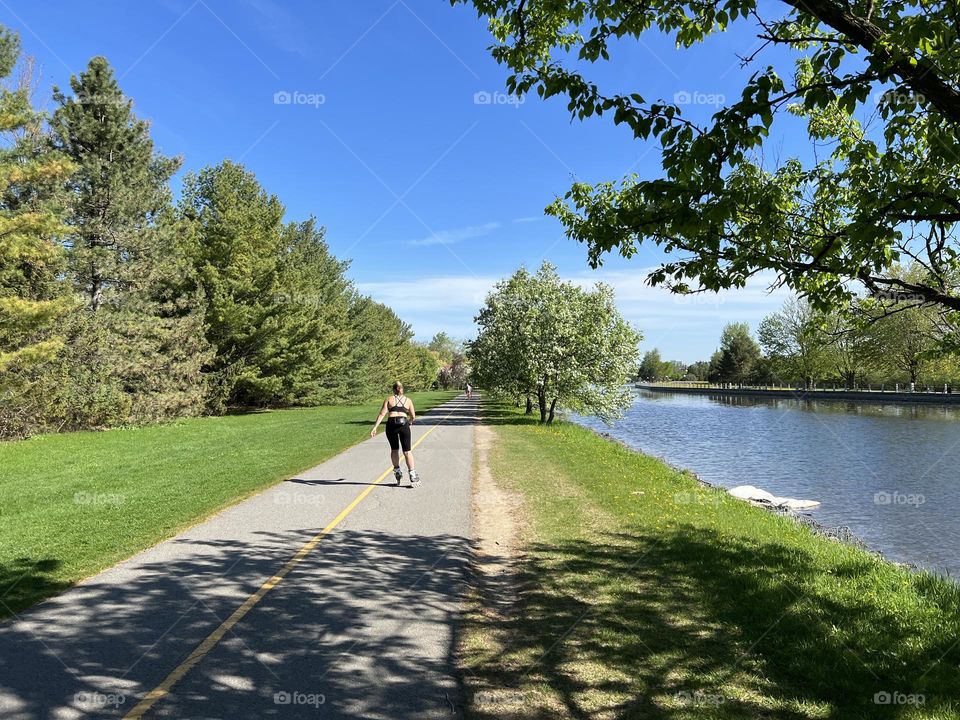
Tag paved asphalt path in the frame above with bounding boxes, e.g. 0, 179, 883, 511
0, 395, 478, 719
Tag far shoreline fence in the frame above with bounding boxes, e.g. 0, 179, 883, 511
636, 381, 960, 405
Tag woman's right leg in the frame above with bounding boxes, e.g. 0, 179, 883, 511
386, 424, 403, 483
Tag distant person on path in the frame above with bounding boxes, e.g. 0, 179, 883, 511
466, 382, 473, 399
371, 381, 421, 486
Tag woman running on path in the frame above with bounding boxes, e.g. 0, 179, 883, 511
371, 381, 421, 486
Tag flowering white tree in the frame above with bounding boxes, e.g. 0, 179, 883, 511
470, 262, 641, 423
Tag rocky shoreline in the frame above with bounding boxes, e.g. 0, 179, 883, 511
591, 429, 903, 567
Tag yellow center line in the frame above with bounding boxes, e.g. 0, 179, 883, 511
123, 410, 454, 719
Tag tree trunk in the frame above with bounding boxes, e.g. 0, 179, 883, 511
547, 397, 558, 424
525, 395, 533, 414
90, 265, 103, 312
779, 0, 960, 126
537, 387, 547, 423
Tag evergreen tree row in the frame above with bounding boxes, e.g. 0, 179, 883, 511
0, 33, 437, 439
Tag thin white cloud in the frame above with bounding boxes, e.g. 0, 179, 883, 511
409, 221, 501, 246
242, 0, 316, 58
359, 267, 792, 360
512, 216, 543, 223
356, 276, 497, 314
568, 268, 791, 311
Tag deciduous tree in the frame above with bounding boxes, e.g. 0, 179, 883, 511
758, 298, 831, 388
638, 349, 664, 381
455, 0, 960, 339
471, 262, 641, 422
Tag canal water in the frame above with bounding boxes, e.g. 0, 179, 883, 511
574, 390, 960, 579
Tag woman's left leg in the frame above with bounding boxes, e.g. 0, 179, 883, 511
401, 426, 420, 485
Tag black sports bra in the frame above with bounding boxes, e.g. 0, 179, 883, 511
389, 395, 410, 414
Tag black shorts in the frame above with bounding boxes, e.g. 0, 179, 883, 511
385, 418, 411, 452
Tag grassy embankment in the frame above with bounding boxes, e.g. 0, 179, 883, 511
461, 402, 960, 719
0, 391, 457, 620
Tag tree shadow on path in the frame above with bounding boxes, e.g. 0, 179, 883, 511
0, 529, 474, 719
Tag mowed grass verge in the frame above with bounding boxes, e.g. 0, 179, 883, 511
461, 402, 960, 719
0, 391, 457, 620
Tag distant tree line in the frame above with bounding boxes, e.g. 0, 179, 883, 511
0, 31, 439, 439
426, 332, 471, 390
639, 269, 960, 389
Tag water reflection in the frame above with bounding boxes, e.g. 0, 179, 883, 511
574, 390, 960, 580
644, 390, 960, 420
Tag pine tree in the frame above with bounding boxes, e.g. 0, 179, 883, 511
0, 27, 75, 438
342, 296, 422, 400
178, 160, 287, 407
181, 163, 377, 407
272, 218, 353, 404
52, 57, 179, 309
50, 56, 209, 426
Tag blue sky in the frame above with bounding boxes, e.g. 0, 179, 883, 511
1, 0, 804, 362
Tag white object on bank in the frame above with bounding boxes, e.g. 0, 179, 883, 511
728, 484, 821, 510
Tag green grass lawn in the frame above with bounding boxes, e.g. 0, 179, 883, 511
462, 403, 960, 719
0, 390, 457, 620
